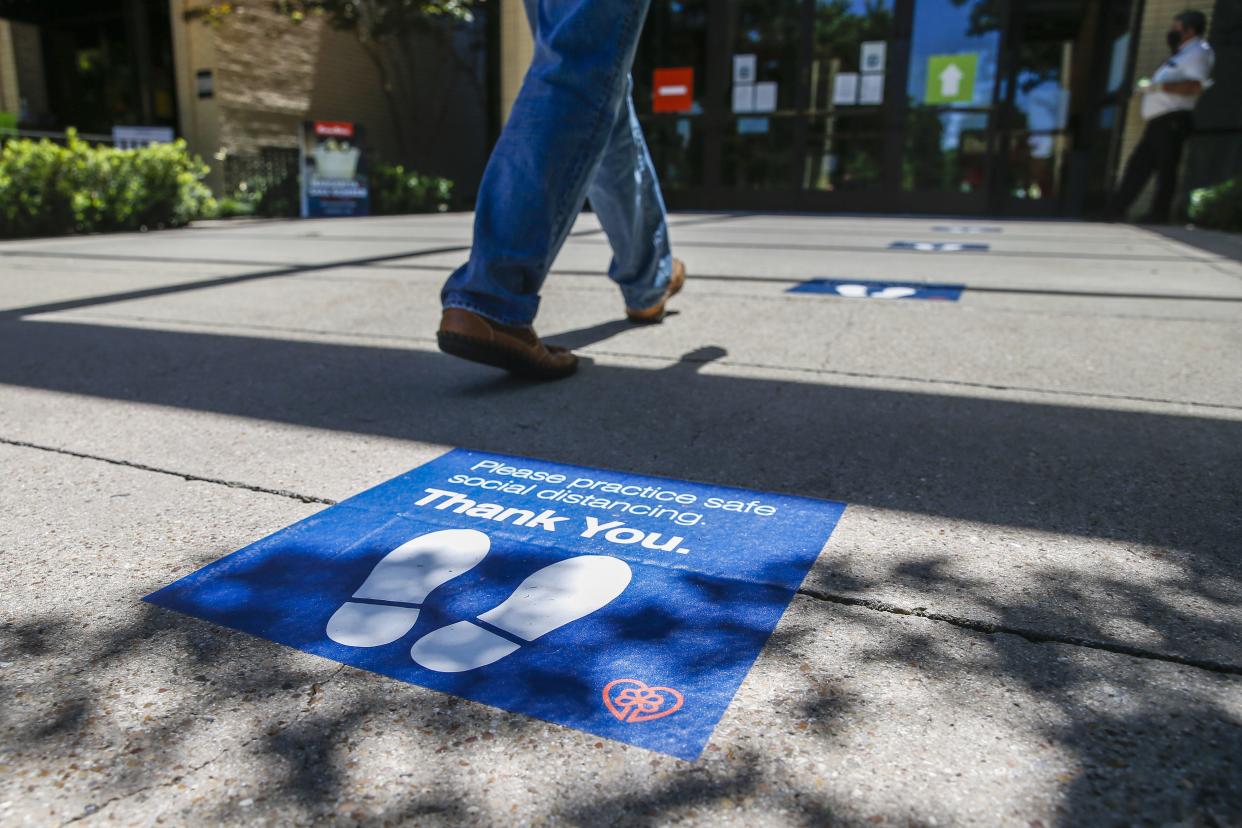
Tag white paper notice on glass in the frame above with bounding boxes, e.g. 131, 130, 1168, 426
753, 82, 778, 113
732, 84, 756, 113
833, 72, 859, 105
733, 54, 757, 84
860, 41, 887, 74
859, 73, 884, 104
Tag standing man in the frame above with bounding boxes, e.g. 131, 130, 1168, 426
1111, 10, 1214, 223
437, 0, 686, 381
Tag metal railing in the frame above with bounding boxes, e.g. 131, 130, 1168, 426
218, 147, 301, 218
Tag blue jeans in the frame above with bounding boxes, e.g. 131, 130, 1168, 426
441, 0, 672, 327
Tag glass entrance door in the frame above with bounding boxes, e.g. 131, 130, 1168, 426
897, 0, 1002, 213
801, 1, 899, 200
631, 0, 1130, 216
990, 0, 1136, 215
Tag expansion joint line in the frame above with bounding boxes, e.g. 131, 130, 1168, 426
0, 437, 336, 506
797, 586, 1242, 676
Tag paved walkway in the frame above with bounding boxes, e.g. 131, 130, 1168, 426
2, 213, 1240, 826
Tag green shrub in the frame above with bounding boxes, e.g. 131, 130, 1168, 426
0, 130, 215, 239
214, 195, 258, 218
369, 163, 453, 215
1188, 178, 1242, 233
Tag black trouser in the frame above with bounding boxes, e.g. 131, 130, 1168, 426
1113, 110, 1193, 222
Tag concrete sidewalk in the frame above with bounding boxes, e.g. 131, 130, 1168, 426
2, 213, 1240, 826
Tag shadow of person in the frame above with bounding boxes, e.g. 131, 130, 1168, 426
457, 343, 725, 398
545, 311, 684, 352
662, 345, 728, 377
545, 319, 635, 351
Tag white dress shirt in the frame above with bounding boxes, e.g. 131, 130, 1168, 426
1141, 37, 1215, 120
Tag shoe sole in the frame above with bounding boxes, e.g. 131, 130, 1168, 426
627, 266, 686, 325
437, 331, 578, 381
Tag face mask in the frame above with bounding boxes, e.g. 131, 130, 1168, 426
1167, 30, 1184, 52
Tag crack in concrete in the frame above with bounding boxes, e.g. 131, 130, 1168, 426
0, 437, 337, 506
6, 436, 1239, 680
796, 586, 1242, 677
59, 665, 349, 826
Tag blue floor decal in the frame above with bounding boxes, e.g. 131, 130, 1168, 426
146, 449, 845, 760
889, 241, 990, 252
789, 278, 965, 301
929, 226, 1003, 234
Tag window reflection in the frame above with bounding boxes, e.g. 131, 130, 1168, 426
721, 116, 798, 190
629, 0, 1139, 212
643, 117, 704, 190
809, 0, 895, 112
903, 110, 988, 192
902, 0, 1000, 194
906, 0, 1000, 108
996, 1, 1090, 203
804, 1, 896, 192
805, 115, 885, 191
1005, 132, 1068, 200
729, 0, 802, 113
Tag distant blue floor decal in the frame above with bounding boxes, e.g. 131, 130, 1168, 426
930, 226, 1003, 234
146, 449, 846, 761
789, 278, 965, 301
889, 241, 990, 252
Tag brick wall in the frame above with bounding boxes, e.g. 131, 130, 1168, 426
0, 19, 48, 121
0, 21, 17, 115
172, 1, 397, 172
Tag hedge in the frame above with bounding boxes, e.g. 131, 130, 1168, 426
0, 131, 458, 237
1188, 178, 1242, 233
369, 163, 454, 215
0, 131, 214, 239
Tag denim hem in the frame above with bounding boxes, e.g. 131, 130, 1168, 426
616, 252, 672, 310
442, 295, 535, 328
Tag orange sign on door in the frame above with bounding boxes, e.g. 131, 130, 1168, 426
652, 68, 694, 113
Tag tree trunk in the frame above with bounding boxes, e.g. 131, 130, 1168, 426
358, 38, 415, 161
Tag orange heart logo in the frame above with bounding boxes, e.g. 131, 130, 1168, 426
603, 678, 684, 723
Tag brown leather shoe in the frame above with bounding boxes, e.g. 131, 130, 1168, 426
626, 258, 686, 324
437, 308, 578, 380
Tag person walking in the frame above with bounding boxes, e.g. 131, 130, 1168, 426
1110, 10, 1214, 223
437, 0, 685, 381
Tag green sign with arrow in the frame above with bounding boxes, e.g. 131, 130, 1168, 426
925, 53, 978, 104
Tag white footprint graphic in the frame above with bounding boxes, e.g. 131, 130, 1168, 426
326, 529, 490, 648
835, 283, 870, 298
410, 555, 632, 673
872, 286, 918, 299
835, 284, 918, 300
